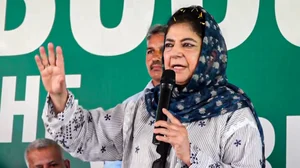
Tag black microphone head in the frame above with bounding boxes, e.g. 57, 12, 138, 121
160, 69, 175, 84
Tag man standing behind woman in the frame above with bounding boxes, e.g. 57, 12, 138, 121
36, 5, 265, 168
104, 24, 166, 168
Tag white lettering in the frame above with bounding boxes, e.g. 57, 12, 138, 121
0, 0, 55, 56
171, 0, 203, 13
90, 162, 104, 168
218, 0, 259, 50
286, 116, 300, 167
0, 76, 40, 142
260, 117, 275, 168
275, 0, 300, 47
70, 0, 154, 56
172, 0, 259, 50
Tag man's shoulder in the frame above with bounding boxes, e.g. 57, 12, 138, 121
123, 90, 144, 103
122, 80, 154, 104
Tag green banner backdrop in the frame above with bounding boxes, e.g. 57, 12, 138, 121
0, 0, 299, 167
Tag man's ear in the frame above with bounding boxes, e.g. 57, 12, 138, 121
64, 159, 70, 168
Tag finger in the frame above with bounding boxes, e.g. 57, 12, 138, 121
48, 43, 56, 66
162, 108, 181, 125
35, 55, 45, 72
56, 46, 65, 70
157, 134, 187, 146
153, 128, 177, 137
39, 46, 49, 66
155, 135, 173, 144
154, 121, 179, 131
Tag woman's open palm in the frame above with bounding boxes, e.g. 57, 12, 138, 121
35, 43, 66, 95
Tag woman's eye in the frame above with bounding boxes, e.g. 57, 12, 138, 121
165, 43, 173, 48
183, 43, 194, 47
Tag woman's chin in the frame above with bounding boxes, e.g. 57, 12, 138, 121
175, 78, 189, 86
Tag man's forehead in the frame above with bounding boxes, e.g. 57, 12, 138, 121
147, 34, 164, 47
32, 146, 60, 154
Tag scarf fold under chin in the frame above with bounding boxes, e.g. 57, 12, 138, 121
145, 82, 250, 123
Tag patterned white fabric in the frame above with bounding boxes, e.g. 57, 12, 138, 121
42, 81, 263, 168
104, 81, 154, 168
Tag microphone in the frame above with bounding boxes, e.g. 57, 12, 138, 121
152, 69, 175, 145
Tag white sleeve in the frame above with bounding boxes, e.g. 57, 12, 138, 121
42, 90, 125, 162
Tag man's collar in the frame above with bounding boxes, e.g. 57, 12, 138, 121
144, 80, 155, 90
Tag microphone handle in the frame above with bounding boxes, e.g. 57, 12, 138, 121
152, 83, 174, 145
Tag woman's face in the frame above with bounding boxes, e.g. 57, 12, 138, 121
164, 23, 202, 85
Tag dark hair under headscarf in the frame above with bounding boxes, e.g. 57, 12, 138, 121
145, 5, 265, 167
